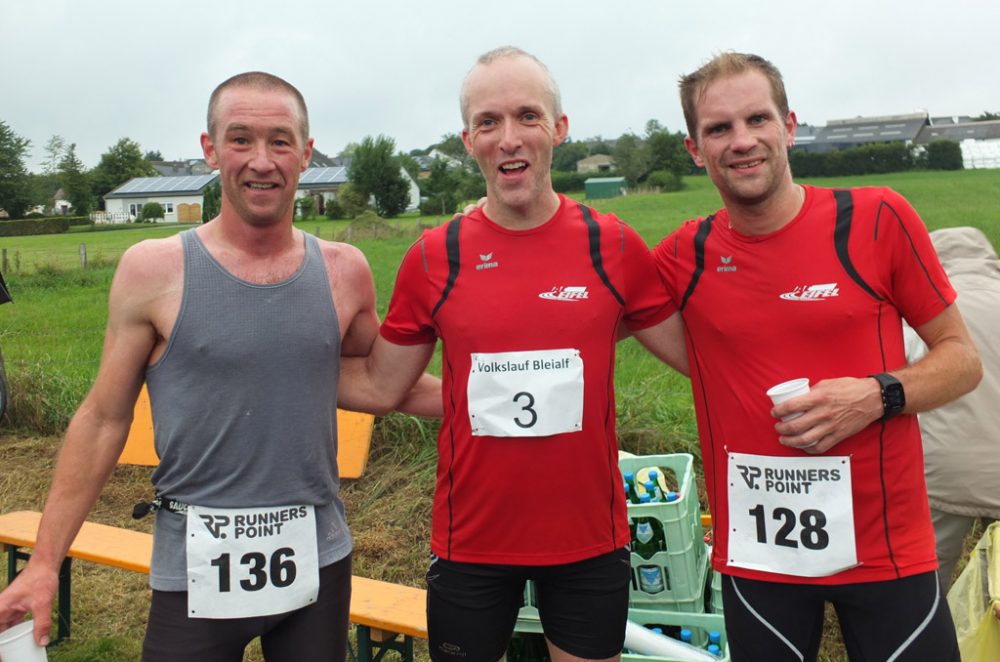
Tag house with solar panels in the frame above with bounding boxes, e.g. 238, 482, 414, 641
295, 166, 420, 215
103, 174, 219, 223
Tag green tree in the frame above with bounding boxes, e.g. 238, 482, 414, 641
0, 119, 32, 218
348, 135, 410, 218
973, 111, 1000, 122
336, 182, 370, 218
645, 122, 690, 180
552, 138, 589, 172
144, 150, 164, 161
41, 134, 67, 176
90, 138, 158, 208
399, 153, 420, 181
59, 143, 92, 215
140, 201, 165, 222
613, 133, 649, 187
925, 141, 964, 170
295, 195, 316, 219
420, 158, 461, 215
201, 181, 221, 222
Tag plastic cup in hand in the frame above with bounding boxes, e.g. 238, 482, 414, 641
766, 378, 810, 421
0, 621, 48, 662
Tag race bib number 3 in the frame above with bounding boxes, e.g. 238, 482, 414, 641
186, 504, 319, 619
467, 348, 583, 437
727, 452, 857, 577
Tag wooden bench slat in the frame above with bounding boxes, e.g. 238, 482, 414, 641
0, 511, 427, 638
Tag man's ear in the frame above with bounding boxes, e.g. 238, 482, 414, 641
684, 136, 704, 169
301, 138, 314, 171
461, 129, 474, 156
201, 132, 219, 170
553, 114, 569, 146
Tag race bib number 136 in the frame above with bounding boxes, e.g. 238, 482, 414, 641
186, 504, 320, 618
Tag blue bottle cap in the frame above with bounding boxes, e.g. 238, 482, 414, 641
708, 644, 721, 656
648, 468, 659, 480
709, 630, 721, 644
624, 471, 635, 481
640, 493, 651, 503
666, 490, 678, 502
679, 628, 692, 642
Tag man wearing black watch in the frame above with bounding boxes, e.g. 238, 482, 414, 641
654, 52, 984, 662
870, 372, 905, 421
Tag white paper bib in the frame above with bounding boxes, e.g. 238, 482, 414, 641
727, 452, 858, 577
467, 348, 583, 437
186, 504, 320, 618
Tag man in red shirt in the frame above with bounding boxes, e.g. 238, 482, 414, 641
340, 47, 687, 662
652, 52, 982, 661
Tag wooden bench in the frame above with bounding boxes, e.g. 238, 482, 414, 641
0, 511, 426, 661
122, 385, 376, 479
0, 387, 428, 660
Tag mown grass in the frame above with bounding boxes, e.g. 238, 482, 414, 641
1, 169, 998, 660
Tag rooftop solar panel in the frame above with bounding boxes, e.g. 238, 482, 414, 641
107, 174, 218, 197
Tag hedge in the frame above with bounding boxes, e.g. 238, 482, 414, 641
0, 217, 73, 237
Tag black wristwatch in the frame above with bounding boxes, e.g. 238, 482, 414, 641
869, 373, 905, 422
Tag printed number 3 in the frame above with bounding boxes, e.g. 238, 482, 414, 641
513, 391, 537, 428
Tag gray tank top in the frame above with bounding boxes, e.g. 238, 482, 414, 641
145, 229, 352, 590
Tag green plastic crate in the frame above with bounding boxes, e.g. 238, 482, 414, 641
624, 608, 728, 661
709, 570, 724, 614
621, 454, 706, 608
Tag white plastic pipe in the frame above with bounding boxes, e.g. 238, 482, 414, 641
624, 620, 716, 661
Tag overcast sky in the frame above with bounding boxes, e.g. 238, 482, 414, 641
3, 0, 998, 171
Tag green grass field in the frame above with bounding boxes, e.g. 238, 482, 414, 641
0, 169, 998, 660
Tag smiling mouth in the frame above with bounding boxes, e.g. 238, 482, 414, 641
730, 159, 764, 170
247, 182, 279, 190
499, 161, 528, 174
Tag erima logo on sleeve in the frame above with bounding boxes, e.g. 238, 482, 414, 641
779, 283, 840, 301
539, 286, 589, 302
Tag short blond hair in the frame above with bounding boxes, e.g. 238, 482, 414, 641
679, 52, 788, 139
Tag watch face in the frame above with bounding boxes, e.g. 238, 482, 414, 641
885, 383, 905, 409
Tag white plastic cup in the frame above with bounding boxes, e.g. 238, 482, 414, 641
766, 378, 810, 421
0, 621, 48, 662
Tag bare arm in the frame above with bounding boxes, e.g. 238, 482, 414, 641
333, 243, 442, 418
338, 335, 437, 416
630, 311, 690, 377
773, 304, 982, 453
0, 244, 162, 644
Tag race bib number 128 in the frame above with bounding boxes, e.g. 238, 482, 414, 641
727, 453, 857, 577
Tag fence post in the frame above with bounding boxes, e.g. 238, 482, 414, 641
79, 243, 87, 270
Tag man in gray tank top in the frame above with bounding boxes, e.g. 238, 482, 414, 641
0, 72, 440, 661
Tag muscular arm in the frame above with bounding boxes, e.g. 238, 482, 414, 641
774, 304, 982, 453
338, 336, 437, 416
630, 311, 690, 377
0, 243, 164, 644
333, 243, 441, 418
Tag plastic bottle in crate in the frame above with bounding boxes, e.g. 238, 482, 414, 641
634, 518, 668, 593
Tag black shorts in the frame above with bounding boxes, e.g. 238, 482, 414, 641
142, 554, 351, 662
426, 547, 630, 662
721, 570, 960, 662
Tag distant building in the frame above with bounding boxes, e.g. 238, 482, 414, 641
576, 154, 616, 173
295, 166, 420, 215
103, 174, 219, 223
916, 120, 1000, 169
795, 112, 929, 154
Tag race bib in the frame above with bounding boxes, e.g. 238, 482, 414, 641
186, 504, 319, 618
467, 348, 583, 437
727, 453, 857, 577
